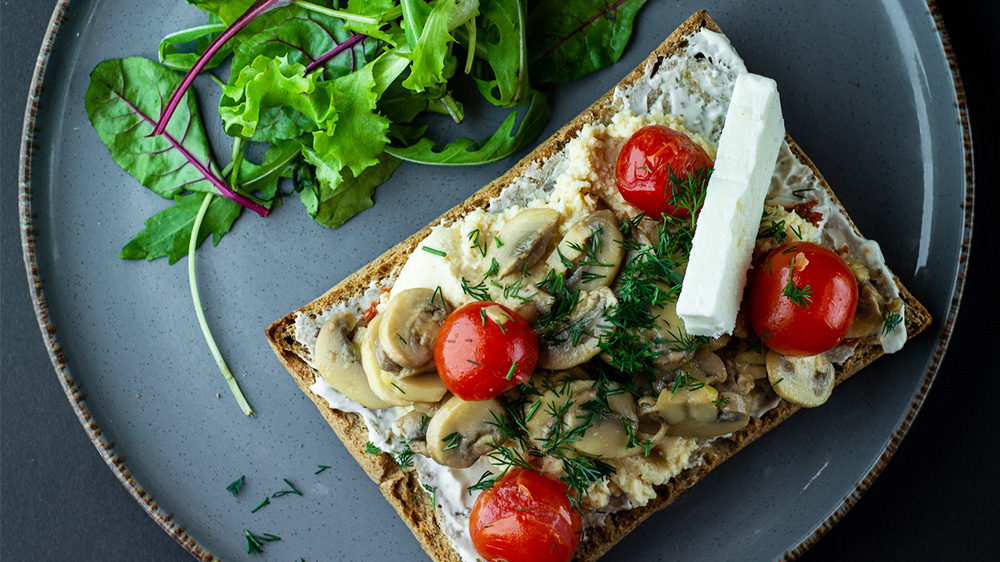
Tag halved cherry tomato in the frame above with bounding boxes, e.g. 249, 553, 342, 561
470, 468, 582, 562
433, 301, 537, 401
615, 124, 713, 218
746, 241, 859, 356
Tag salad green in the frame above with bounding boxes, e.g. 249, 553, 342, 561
84, 0, 648, 413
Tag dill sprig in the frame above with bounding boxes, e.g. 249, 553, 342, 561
396, 439, 415, 469
758, 219, 788, 243
882, 311, 903, 335
666, 164, 712, 229
364, 441, 382, 455
271, 478, 302, 498
782, 254, 813, 309
226, 475, 246, 497
461, 276, 491, 301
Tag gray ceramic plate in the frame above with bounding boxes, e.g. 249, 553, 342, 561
19, 1, 970, 561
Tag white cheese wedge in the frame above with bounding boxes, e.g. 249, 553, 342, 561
676, 73, 784, 337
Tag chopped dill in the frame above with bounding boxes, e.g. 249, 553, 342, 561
226, 475, 245, 497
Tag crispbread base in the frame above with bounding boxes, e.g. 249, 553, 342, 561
265, 10, 932, 562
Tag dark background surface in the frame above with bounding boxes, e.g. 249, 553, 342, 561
2, 1, 997, 561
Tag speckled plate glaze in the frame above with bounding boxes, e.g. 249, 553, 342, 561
19, 1, 971, 561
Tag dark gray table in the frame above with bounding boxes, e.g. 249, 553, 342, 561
3, 2, 997, 561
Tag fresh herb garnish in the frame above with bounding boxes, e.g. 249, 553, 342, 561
461, 277, 491, 301
442, 432, 461, 451
782, 254, 813, 309
882, 311, 903, 335
244, 529, 281, 554
423, 483, 438, 507
272, 478, 302, 498
364, 441, 382, 455
226, 475, 246, 496
396, 439, 415, 469
421, 246, 447, 257
251, 497, 270, 513
314, 465, 331, 474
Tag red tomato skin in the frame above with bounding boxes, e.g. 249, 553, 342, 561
470, 469, 582, 562
615, 124, 713, 218
746, 242, 859, 356
434, 302, 538, 401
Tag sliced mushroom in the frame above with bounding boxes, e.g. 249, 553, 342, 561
718, 347, 767, 396
688, 347, 727, 385
314, 313, 392, 409
491, 208, 560, 278
653, 382, 751, 438
646, 282, 697, 370
537, 287, 618, 370
361, 313, 448, 407
425, 394, 506, 468
765, 350, 835, 407
378, 288, 449, 370
544, 210, 625, 292
845, 279, 885, 339
525, 380, 640, 459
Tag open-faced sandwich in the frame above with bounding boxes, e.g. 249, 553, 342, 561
266, 11, 932, 562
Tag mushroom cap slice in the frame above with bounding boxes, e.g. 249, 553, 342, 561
545, 210, 625, 292
646, 281, 697, 370
378, 288, 449, 370
361, 313, 448, 407
765, 350, 835, 407
537, 287, 618, 370
314, 313, 392, 409
492, 208, 561, 278
654, 380, 752, 438
845, 279, 886, 339
425, 394, 506, 468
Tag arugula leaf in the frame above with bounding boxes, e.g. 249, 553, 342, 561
527, 0, 648, 84
85, 57, 267, 215
472, 0, 532, 107
401, 0, 478, 92
120, 191, 242, 264
384, 89, 547, 165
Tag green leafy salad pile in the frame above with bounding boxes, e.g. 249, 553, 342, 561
84, 0, 648, 414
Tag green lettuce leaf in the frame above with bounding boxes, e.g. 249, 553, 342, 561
220, 55, 336, 140
297, 151, 401, 228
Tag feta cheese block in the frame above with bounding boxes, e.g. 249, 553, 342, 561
677, 72, 785, 337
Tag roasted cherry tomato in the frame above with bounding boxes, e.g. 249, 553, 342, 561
746, 241, 859, 356
434, 301, 537, 401
615, 124, 713, 218
470, 468, 582, 562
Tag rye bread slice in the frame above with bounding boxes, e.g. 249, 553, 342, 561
266, 10, 933, 562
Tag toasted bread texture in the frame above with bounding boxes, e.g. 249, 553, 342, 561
266, 11, 932, 562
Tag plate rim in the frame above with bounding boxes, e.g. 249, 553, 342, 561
16, 1, 974, 561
